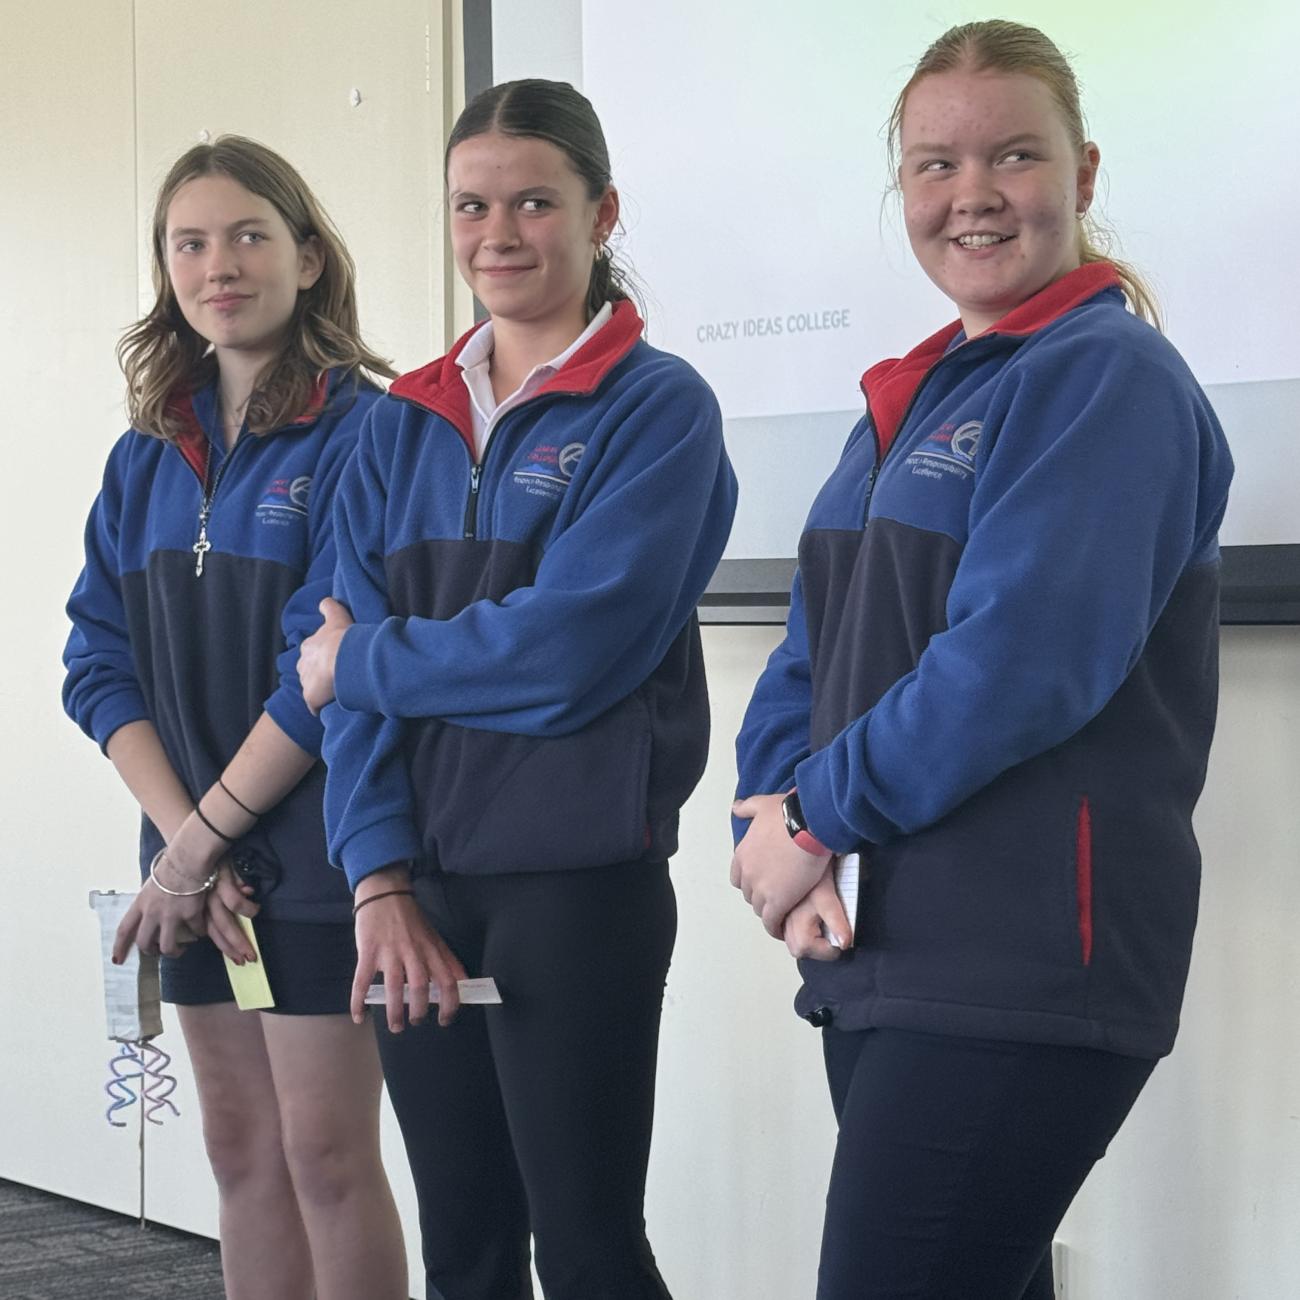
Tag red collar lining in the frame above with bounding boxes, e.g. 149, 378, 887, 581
389, 300, 644, 459
861, 263, 1122, 453
166, 397, 209, 482
166, 371, 333, 484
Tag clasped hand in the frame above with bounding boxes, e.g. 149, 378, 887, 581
350, 867, 467, 1031
112, 828, 259, 966
299, 597, 353, 714
731, 792, 851, 960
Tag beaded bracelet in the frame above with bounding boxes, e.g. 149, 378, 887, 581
149, 848, 220, 897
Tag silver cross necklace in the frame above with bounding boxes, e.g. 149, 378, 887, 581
192, 452, 215, 576
193, 406, 244, 577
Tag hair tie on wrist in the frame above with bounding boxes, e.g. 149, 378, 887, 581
149, 848, 219, 897
218, 777, 263, 819
194, 803, 238, 846
352, 888, 416, 916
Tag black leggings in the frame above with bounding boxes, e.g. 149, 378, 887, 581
818, 1027, 1156, 1300
375, 863, 677, 1300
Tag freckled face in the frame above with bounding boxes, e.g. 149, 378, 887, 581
900, 69, 1099, 336
447, 132, 617, 336
164, 174, 321, 365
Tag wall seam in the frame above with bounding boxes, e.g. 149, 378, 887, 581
131, 0, 140, 315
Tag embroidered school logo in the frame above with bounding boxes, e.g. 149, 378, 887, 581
558, 442, 585, 479
513, 441, 586, 501
256, 475, 311, 526
902, 420, 982, 483
950, 421, 982, 465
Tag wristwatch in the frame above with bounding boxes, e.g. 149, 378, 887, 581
781, 790, 830, 858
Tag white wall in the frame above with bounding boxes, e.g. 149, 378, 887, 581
0, 0, 147, 1218
3, 4, 1298, 1299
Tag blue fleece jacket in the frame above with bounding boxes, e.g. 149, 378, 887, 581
63, 370, 379, 921
736, 264, 1234, 1057
322, 301, 737, 888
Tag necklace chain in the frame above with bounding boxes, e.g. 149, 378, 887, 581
193, 432, 238, 577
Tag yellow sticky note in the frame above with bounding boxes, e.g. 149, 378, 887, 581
223, 915, 275, 1011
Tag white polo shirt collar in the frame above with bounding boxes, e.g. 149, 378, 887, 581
457, 302, 614, 458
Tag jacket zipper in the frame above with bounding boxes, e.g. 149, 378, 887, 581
463, 463, 483, 539
390, 389, 574, 543
864, 337, 991, 525
864, 362, 939, 523
863, 457, 880, 523
192, 436, 249, 577
388, 393, 497, 544
460, 397, 567, 541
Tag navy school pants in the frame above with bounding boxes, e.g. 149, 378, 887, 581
817, 1026, 1156, 1300
375, 862, 676, 1300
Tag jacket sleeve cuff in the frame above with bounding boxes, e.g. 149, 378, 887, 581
91, 694, 152, 755
334, 623, 381, 714
264, 688, 324, 758
335, 816, 421, 891
730, 813, 750, 847
793, 749, 890, 854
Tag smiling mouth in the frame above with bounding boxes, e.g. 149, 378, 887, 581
954, 234, 1013, 249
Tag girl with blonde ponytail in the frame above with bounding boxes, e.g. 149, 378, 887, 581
734, 21, 1232, 1298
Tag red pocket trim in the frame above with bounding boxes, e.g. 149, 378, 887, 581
1076, 796, 1093, 967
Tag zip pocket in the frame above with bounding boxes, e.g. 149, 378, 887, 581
1075, 796, 1093, 966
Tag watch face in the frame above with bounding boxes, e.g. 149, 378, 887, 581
782, 793, 804, 838
232, 843, 282, 901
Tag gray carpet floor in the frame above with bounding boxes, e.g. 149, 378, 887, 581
0, 1179, 226, 1298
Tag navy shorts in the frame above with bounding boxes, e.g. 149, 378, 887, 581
159, 919, 356, 1016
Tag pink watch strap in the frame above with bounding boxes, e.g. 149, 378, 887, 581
793, 827, 830, 858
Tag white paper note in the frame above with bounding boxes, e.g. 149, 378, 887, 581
823, 854, 860, 949
364, 976, 502, 1005
89, 890, 163, 1042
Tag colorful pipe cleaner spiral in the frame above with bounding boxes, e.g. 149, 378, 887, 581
103, 1040, 180, 1128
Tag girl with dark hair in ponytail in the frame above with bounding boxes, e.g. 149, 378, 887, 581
299, 79, 737, 1299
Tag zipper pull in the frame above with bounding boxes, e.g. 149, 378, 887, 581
463, 463, 483, 540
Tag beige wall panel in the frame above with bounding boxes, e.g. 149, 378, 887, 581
0, 0, 153, 1214
446, 0, 475, 336
135, 0, 449, 372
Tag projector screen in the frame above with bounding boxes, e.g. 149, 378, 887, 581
480, 0, 1300, 618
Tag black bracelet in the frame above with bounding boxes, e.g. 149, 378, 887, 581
218, 777, 263, 819
352, 888, 416, 916
194, 803, 238, 846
